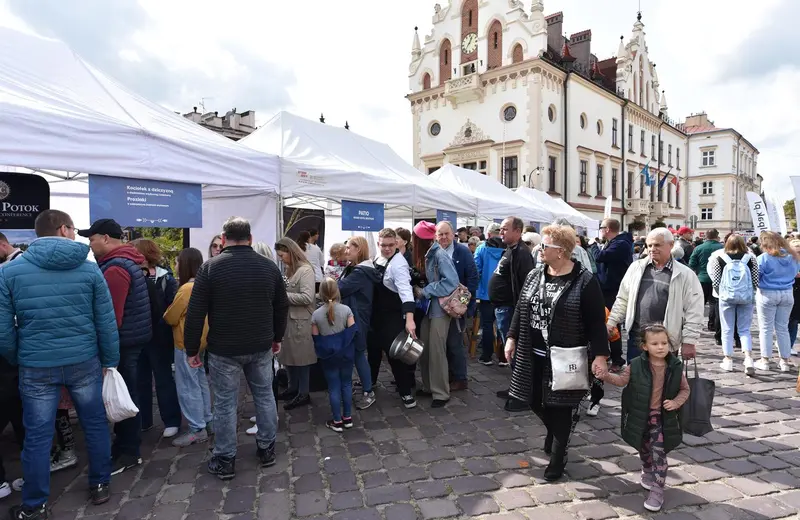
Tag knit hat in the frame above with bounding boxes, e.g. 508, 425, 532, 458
413, 220, 436, 240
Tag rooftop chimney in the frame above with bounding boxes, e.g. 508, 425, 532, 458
546, 12, 563, 52
569, 30, 592, 73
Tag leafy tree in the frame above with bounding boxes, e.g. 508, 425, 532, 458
133, 227, 184, 269
785, 199, 797, 231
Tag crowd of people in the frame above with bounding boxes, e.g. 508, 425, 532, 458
0, 209, 798, 518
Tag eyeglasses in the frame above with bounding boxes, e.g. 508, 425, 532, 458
541, 243, 563, 250
211, 244, 222, 249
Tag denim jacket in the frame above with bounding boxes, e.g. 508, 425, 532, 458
422, 243, 459, 318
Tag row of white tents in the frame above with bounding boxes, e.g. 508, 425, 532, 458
0, 26, 596, 251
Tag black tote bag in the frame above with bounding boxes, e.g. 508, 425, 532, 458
680, 358, 715, 437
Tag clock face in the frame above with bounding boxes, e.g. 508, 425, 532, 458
461, 33, 478, 54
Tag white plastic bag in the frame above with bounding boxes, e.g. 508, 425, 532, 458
103, 368, 139, 423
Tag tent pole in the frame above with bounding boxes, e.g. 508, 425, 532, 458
277, 195, 284, 238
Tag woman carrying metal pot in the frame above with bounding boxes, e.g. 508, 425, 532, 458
368, 228, 418, 409
505, 224, 610, 482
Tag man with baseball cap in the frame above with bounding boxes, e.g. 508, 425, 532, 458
79, 219, 152, 476
676, 227, 694, 264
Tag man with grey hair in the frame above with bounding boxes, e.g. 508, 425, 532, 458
485, 223, 501, 238
184, 217, 289, 480
607, 228, 704, 361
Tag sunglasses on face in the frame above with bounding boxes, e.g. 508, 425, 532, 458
541, 243, 563, 250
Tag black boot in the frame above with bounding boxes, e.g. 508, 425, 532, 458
208, 456, 236, 480
543, 433, 553, 455
284, 394, 310, 411
276, 389, 298, 401
544, 438, 567, 482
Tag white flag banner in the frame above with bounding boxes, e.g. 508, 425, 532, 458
603, 195, 612, 219
771, 196, 788, 235
792, 176, 800, 231
765, 197, 782, 233
746, 192, 771, 235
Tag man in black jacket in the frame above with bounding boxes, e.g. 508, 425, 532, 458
184, 217, 289, 481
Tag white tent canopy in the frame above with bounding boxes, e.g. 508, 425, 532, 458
0, 26, 280, 190
239, 111, 475, 215
429, 164, 552, 223
514, 187, 598, 230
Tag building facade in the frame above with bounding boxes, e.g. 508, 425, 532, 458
407, 0, 689, 229
681, 113, 761, 235
183, 107, 256, 141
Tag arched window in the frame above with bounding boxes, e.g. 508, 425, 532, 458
439, 40, 452, 84
512, 43, 523, 64
422, 73, 431, 90
487, 20, 503, 69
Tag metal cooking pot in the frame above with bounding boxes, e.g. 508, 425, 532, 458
389, 330, 425, 365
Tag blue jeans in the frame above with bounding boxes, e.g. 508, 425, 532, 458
495, 306, 513, 364
113, 347, 142, 458
287, 365, 310, 395
138, 340, 181, 430
719, 301, 754, 356
321, 359, 354, 422
789, 318, 799, 350
446, 318, 468, 382
478, 301, 496, 361
756, 289, 794, 359
19, 357, 111, 508
627, 331, 642, 362
174, 348, 212, 431
353, 350, 372, 394
209, 351, 278, 459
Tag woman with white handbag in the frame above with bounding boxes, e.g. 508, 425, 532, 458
504, 224, 610, 482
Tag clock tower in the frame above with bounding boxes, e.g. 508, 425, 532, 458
460, 0, 479, 68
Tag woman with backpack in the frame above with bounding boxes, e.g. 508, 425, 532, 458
708, 234, 759, 374
755, 232, 800, 373
130, 239, 182, 438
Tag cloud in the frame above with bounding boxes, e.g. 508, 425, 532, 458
717, 0, 799, 81
7, 0, 295, 117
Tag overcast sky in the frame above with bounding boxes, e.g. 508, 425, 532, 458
2, 0, 797, 204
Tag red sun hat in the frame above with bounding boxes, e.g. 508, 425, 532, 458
413, 220, 436, 240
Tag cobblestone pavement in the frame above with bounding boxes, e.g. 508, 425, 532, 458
2, 327, 800, 520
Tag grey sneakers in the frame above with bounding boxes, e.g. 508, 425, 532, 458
172, 429, 209, 448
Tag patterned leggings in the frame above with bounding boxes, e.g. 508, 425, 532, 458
639, 409, 668, 488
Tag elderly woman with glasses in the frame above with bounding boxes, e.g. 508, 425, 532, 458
504, 224, 610, 482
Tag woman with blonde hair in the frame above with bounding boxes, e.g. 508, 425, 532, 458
274, 237, 317, 409
253, 242, 274, 261
338, 236, 381, 409
708, 234, 759, 374
755, 231, 800, 372
505, 224, 609, 481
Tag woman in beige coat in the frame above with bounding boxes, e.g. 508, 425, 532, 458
274, 237, 317, 410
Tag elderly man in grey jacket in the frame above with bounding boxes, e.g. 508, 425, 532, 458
607, 228, 704, 362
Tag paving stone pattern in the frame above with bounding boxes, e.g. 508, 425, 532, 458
2, 327, 799, 519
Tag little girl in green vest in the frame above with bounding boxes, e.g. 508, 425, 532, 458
594, 324, 690, 513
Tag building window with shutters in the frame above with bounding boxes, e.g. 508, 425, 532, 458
668, 144, 672, 167
702, 150, 715, 166
627, 170, 633, 199
596, 164, 604, 196
612, 119, 618, 147
502, 156, 518, 189
640, 130, 646, 156
676, 148, 681, 170
639, 174, 645, 200
651, 135, 656, 158
628, 125, 634, 152
658, 139, 664, 165
701, 208, 713, 221
548, 155, 557, 193
702, 181, 714, 195
580, 160, 588, 194
611, 168, 618, 199
667, 181, 672, 205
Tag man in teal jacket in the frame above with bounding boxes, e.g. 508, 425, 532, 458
0, 210, 119, 519
688, 228, 723, 332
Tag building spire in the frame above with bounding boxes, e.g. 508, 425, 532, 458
531, 0, 544, 12
660, 89, 668, 116
616, 35, 626, 61
411, 26, 422, 60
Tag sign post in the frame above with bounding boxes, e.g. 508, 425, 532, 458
341, 200, 384, 232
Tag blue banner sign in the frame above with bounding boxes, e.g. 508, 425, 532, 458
436, 210, 457, 226
341, 200, 384, 232
89, 175, 202, 228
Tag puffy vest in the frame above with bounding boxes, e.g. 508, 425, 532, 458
621, 353, 683, 454
100, 257, 153, 348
